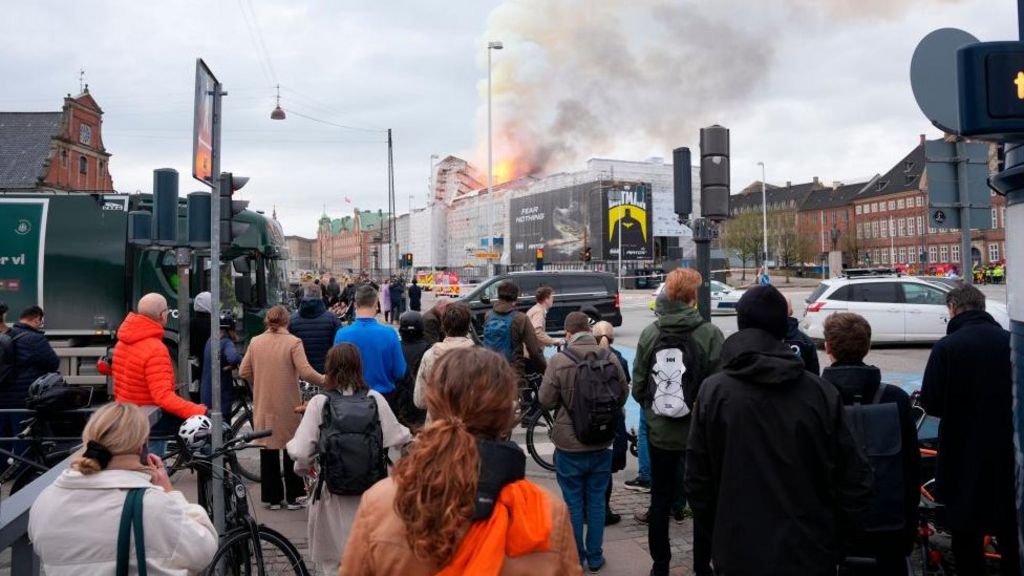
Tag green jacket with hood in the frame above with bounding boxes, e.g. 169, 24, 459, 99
631, 300, 724, 451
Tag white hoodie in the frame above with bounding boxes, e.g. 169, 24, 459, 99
28, 469, 218, 576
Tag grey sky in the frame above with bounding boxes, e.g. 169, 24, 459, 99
0, 0, 1017, 237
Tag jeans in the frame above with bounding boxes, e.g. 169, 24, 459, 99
637, 410, 651, 482
260, 448, 305, 504
555, 448, 612, 567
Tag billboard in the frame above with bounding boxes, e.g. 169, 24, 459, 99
509, 181, 652, 264
604, 182, 653, 260
193, 59, 217, 186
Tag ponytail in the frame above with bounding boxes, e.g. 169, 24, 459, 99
597, 335, 610, 349
393, 417, 479, 565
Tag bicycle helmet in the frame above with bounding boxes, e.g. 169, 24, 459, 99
578, 305, 602, 327
398, 311, 424, 338
219, 310, 236, 330
178, 415, 212, 452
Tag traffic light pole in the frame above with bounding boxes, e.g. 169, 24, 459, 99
693, 218, 712, 322
955, 140, 974, 284
209, 81, 226, 537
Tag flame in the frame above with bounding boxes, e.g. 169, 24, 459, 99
494, 159, 514, 185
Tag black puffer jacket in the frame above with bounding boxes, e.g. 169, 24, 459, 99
920, 310, 1016, 532
288, 299, 341, 373
784, 317, 820, 376
686, 328, 873, 576
2, 323, 60, 409
821, 362, 921, 555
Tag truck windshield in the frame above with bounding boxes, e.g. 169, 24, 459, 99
266, 258, 287, 306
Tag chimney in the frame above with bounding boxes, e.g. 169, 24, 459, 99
813, 176, 820, 186
786, 180, 792, 188
920, 134, 926, 146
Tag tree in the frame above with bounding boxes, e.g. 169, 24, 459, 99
772, 212, 816, 283
722, 212, 763, 281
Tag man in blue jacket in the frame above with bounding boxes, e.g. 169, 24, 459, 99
289, 285, 341, 373
1, 306, 59, 470
334, 285, 406, 411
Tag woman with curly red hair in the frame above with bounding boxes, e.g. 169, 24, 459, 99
340, 347, 581, 575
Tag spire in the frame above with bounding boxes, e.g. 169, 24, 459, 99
272, 205, 277, 220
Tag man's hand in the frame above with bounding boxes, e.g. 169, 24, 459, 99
294, 403, 307, 414
147, 454, 173, 493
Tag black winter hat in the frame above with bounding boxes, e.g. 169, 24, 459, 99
736, 284, 789, 340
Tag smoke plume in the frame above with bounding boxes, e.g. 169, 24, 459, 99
474, 0, 962, 180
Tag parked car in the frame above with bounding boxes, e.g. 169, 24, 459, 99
648, 280, 744, 315
801, 273, 1010, 344
457, 271, 622, 334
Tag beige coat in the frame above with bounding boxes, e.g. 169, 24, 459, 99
340, 477, 582, 576
286, 390, 411, 566
413, 336, 476, 410
239, 328, 324, 450
526, 304, 558, 348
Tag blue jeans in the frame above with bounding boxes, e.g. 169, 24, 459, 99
555, 448, 612, 567
637, 410, 651, 482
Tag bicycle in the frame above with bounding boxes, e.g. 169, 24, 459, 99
0, 410, 88, 493
179, 427, 310, 576
518, 372, 555, 472
227, 378, 260, 482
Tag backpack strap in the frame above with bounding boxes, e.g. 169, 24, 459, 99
116, 488, 148, 576
871, 383, 888, 405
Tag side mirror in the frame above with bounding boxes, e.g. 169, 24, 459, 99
235, 276, 254, 306
233, 256, 251, 274
480, 296, 491, 305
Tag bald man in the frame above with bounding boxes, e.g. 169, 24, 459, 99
113, 293, 207, 419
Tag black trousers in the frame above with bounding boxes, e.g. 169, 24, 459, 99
260, 448, 304, 504
649, 445, 712, 576
951, 528, 1020, 576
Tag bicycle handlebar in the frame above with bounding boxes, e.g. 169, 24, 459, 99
243, 429, 273, 441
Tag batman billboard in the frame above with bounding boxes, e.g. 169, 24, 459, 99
604, 182, 652, 260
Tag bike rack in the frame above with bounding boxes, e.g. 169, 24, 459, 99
0, 405, 161, 575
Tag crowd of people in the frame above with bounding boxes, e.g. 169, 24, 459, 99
6, 262, 1020, 575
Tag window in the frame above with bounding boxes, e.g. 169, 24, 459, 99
856, 223, 863, 240
992, 208, 998, 228
898, 219, 906, 237
898, 247, 906, 263
78, 155, 87, 175
880, 220, 888, 238
902, 283, 947, 306
882, 250, 890, 264
951, 243, 960, 263
559, 275, 609, 296
897, 199, 905, 209
827, 285, 854, 301
888, 201, 896, 210
917, 216, 923, 234
60, 148, 67, 168
850, 282, 900, 303
872, 202, 879, 213
856, 205, 863, 215
929, 246, 938, 263
873, 249, 881, 263
916, 196, 924, 207
907, 217, 915, 236
871, 221, 879, 237
940, 245, 949, 262
1001, 207, 1006, 229
989, 243, 1000, 262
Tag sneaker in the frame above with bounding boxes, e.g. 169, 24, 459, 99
588, 557, 606, 573
623, 477, 651, 493
286, 502, 304, 511
265, 503, 282, 511
604, 509, 621, 526
634, 509, 649, 524
672, 508, 691, 524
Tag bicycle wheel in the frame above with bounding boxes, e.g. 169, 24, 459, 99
526, 408, 555, 472
205, 526, 308, 576
230, 403, 261, 483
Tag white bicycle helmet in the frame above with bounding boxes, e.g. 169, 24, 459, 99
178, 415, 212, 451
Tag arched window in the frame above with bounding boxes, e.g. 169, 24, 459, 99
79, 155, 88, 175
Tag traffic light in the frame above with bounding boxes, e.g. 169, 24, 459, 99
403, 253, 414, 267
218, 172, 250, 250
958, 42, 1024, 140
699, 125, 730, 221
535, 247, 544, 271
582, 246, 592, 262
152, 168, 179, 246
673, 147, 692, 218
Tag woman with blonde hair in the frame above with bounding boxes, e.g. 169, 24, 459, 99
29, 402, 217, 574
287, 343, 410, 576
341, 347, 581, 575
240, 304, 325, 510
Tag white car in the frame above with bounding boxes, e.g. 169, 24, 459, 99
801, 274, 1010, 344
650, 280, 744, 315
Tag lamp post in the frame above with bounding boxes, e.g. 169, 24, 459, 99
487, 41, 503, 277
610, 189, 624, 291
757, 162, 769, 271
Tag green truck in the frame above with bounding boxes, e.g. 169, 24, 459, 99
0, 192, 289, 389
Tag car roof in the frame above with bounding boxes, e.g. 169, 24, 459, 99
507, 270, 613, 277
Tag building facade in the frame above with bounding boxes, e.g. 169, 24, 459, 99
285, 235, 317, 282
0, 88, 114, 192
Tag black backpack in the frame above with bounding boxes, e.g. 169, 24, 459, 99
844, 384, 905, 532
647, 324, 704, 418
0, 331, 24, 385
562, 348, 623, 445
317, 390, 387, 496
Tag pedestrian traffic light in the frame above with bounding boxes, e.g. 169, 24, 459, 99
699, 125, 730, 221
535, 247, 544, 271
402, 253, 414, 267
218, 172, 249, 251
584, 246, 592, 262
958, 42, 1024, 140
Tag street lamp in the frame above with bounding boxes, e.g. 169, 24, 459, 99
487, 40, 503, 277
270, 84, 286, 120
757, 161, 769, 272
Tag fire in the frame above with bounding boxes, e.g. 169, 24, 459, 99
494, 159, 514, 184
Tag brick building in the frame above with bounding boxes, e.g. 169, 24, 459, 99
798, 181, 865, 267
0, 87, 114, 192
316, 209, 394, 276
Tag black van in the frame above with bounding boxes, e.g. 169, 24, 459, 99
458, 271, 622, 334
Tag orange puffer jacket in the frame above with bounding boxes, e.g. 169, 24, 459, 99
112, 313, 206, 419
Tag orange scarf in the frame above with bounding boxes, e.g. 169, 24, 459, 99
437, 479, 553, 576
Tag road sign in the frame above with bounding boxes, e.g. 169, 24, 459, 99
910, 28, 979, 133
474, 252, 499, 259
192, 59, 217, 186
924, 138, 991, 229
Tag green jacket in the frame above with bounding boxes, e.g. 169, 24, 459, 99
631, 301, 724, 451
